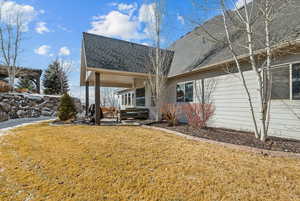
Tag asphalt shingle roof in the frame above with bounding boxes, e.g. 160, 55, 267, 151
82, 0, 300, 78
82, 32, 174, 74
168, 0, 300, 77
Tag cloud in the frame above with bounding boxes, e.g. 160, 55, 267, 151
177, 14, 185, 25
34, 45, 51, 56
113, 3, 137, 13
59, 46, 71, 56
235, 0, 253, 9
138, 3, 156, 37
0, 1, 37, 31
88, 10, 144, 40
35, 22, 50, 34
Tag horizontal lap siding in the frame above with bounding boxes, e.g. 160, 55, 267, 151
207, 71, 260, 132
167, 65, 300, 140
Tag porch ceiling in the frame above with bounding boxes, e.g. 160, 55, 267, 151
84, 67, 147, 88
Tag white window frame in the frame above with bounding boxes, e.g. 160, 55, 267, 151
271, 62, 300, 101
176, 80, 195, 103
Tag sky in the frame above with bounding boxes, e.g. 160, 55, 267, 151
2, 0, 246, 102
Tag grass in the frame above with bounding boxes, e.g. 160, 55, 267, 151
0, 123, 300, 201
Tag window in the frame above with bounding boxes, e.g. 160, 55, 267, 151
271, 63, 300, 100
185, 82, 194, 102
271, 66, 290, 99
128, 93, 132, 106
125, 94, 128, 105
176, 83, 185, 102
292, 64, 300, 100
122, 95, 125, 105
176, 81, 194, 103
136, 88, 145, 106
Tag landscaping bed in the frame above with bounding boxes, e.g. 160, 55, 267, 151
152, 122, 300, 153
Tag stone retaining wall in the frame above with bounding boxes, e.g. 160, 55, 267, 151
0, 93, 81, 122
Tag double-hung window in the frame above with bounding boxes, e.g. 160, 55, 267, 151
176, 81, 194, 103
271, 63, 300, 100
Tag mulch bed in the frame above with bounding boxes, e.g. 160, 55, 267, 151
151, 122, 300, 153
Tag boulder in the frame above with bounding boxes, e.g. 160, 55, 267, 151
41, 110, 52, 116
0, 102, 11, 113
0, 111, 9, 122
17, 110, 27, 118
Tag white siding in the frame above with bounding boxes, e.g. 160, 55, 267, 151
166, 64, 300, 140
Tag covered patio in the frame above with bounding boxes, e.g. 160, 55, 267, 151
80, 32, 152, 125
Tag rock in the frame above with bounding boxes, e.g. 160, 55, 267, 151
17, 110, 27, 118
41, 110, 52, 116
26, 95, 44, 103
0, 102, 11, 113
0, 111, 9, 122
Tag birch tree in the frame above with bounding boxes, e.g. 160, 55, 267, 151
145, 0, 173, 121
0, 2, 26, 91
190, 0, 293, 141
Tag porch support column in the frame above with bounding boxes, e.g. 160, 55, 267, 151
85, 81, 89, 117
95, 72, 101, 125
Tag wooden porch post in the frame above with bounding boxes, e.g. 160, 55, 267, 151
95, 72, 101, 125
85, 81, 89, 117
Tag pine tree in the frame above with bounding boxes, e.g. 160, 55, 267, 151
43, 60, 69, 95
58, 93, 77, 121
16, 78, 36, 91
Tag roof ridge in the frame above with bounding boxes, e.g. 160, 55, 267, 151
83, 32, 174, 52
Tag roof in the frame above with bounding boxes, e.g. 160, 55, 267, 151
168, 0, 300, 77
82, 32, 174, 74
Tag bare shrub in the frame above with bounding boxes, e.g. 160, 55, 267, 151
182, 103, 215, 129
160, 103, 181, 126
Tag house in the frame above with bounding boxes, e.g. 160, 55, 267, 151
80, 0, 300, 139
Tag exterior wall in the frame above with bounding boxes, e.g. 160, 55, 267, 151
166, 55, 300, 140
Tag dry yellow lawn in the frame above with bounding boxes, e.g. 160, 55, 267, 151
0, 123, 300, 201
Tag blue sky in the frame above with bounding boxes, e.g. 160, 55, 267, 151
6, 0, 243, 100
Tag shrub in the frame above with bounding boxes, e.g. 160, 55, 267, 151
0, 81, 10, 93
160, 103, 181, 126
182, 103, 215, 129
58, 93, 77, 121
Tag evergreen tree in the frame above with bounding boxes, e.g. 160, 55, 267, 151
42, 60, 69, 95
16, 78, 36, 91
58, 93, 77, 121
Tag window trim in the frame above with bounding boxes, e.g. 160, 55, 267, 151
176, 81, 194, 103
271, 62, 300, 101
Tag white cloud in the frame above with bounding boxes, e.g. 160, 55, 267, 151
0, 1, 37, 31
35, 22, 50, 34
39, 9, 45, 14
235, 0, 253, 9
88, 3, 161, 41
88, 10, 144, 40
34, 45, 51, 56
177, 14, 185, 25
59, 46, 71, 56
